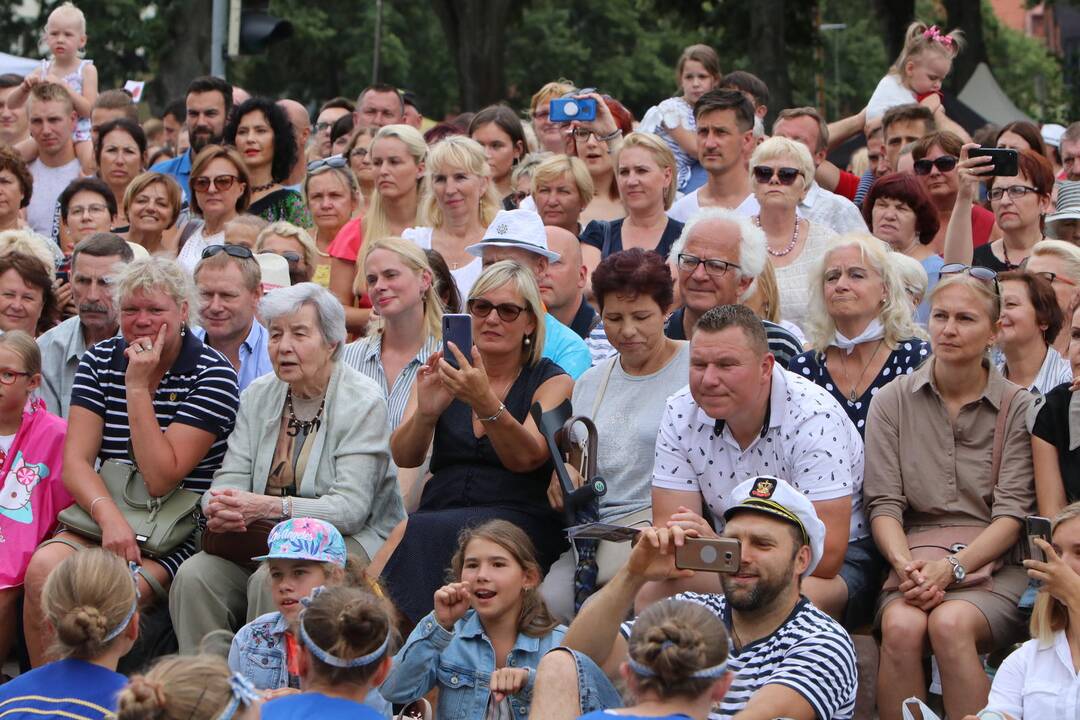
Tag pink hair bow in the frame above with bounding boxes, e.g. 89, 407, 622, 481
923, 25, 954, 48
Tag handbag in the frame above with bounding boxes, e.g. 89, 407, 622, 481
201, 519, 278, 571
58, 458, 200, 559
882, 385, 1022, 593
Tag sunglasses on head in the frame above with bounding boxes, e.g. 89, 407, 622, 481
752, 166, 802, 185
467, 298, 529, 322
191, 175, 239, 193
202, 244, 255, 260
307, 154, 348, 173
913, 156, 958, 175
939, 263, 1000, 293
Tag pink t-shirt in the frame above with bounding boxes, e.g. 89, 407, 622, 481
0, 401, 70, 589
326, 216, 372, 309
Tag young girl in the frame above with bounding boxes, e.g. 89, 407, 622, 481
866, 22, 964, 122
117, 655, 260, 720
260, 586, 395, 719
228, 518, 392, 712
6, 2, 98, 174
381, 520, 567, 720
578, 598, 734, 720
0, 331, 68, 669
0, 549, 137, 719
640, 44, 721, 194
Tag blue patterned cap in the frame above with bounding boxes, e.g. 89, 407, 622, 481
251, 518, 347, 567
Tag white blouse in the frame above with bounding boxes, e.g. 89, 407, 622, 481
985, 630, 1080, 718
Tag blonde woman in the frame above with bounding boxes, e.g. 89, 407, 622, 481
328, 124, 425, 333
580, 132, 683, 278
794, 233, 928, 437
531, 154, 594, 236
256, 221, 319, 286
1025, 239, 1080, 355
117, 655, 259, 720
751, 136, 839, 330
402, 135, 500, 304
529, 79, 576, 154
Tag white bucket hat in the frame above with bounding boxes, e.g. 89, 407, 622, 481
466, 209, 561, 262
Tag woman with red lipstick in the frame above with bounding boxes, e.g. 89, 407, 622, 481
178, 145, 251, 274
225, 97, 309, 228
94, 118, 145, 232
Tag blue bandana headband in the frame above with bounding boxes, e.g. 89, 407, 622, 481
215, 673, 259, 720
628, 641, 729, 680
296, 586, 391, 668
102, 562, 141, 643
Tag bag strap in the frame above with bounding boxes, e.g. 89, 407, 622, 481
991, 385, 1022, 485
590, 356, 618, 420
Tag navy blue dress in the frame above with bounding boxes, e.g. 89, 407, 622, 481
382, 358, 568, 623
580, 217, 684, 260
791, 338, 930, 436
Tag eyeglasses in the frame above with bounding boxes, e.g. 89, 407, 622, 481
201, 244, 255, 260
752, 166, 802, 185
0, 368, 30, 385
572, 128, 598, 141
307, 154, 348, 173
677, 253, 741, 277
467, 298, 529, 322
313, 121, 333, 133
913, 156, 958, 175
940, 263, 1000, 293
1031, 270, 1078, 287
191, 175, 239, 193
68, 203, 110, 218
988, 185, 1039, 202
349, 147, 368, 160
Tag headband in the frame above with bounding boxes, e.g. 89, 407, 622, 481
922, 26, 955, 49
102, 562, 141, 643
628, 656, 728, 680
214, 673, 260, 720
296, 586, 391, 669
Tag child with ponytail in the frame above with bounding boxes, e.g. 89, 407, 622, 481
260, 585, 396, 718
578, 598, 733, 720
381, 519, 566, 720
0, 549, 138, 719
866, 21, 966, 128
116, 654, 259, 720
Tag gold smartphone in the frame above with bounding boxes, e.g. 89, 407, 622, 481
674, 537, 741, 573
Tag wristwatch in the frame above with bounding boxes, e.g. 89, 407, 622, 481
946, 555, 966, 583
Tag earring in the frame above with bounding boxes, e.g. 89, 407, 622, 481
180, 323, 187, 337
523, 336, 531, 347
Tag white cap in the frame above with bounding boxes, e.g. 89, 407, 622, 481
466, 209, 560, 262
722, 476, 827, 577
126, 242, 149, 260
1042, 123, 1067, 149
256, 253, 291, 294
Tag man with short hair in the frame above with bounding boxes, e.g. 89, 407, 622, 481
664, 208, 801, 367
529, 475, 858, 720
650, 305, 870, 622
467, 209, 592, 379
539, 226, 612, 362
26, 83, 80, 238
90, 88, 137, 145
772, 108, 868, 235
1060, 121, 1080, 182
37, 233, 133, 417
192, 246, 272, 390
313, 97, 353, 158
402, 91, 423, 130
0, 74, 29, 148
276, 98, 312, 187
151, 75, 232, 201
881, 104, 935, 175
354, 83, 405, 130
668, 89, 758, 224
161, 98, 185, 150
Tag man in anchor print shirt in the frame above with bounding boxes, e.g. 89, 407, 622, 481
646, 304, 875, 626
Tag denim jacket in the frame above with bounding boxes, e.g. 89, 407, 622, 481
381, 609, 566, 720
229, 611, 393, 716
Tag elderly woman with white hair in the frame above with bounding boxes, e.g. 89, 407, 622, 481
21, 256, 240, 666
168, 282, 405, 655
750, 136, 839, 330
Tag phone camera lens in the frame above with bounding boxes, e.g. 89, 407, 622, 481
700, 546, 718, 564
563, 101, 579, 117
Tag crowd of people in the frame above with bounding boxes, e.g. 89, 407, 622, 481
2, 4, 1080, 719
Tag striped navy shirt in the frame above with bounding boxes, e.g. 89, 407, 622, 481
69, 332, 240, 494
622, 592, 857, 719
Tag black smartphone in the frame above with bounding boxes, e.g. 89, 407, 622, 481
969, 147, 1019, 176
1026, 515, 1053, 563
442, 313, 472, 369
674, 537, 741, 573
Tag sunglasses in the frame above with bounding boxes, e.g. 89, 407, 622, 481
1029, 269, 1078, 287
467, 298, 529, 322
307, 154, 348, 173
202, 244, 255, 260
752, 166, 802, 185
191, 175, 240, 193
275, 250, 302, 264
940, 263, 1000, 293
913, 156, 958, 175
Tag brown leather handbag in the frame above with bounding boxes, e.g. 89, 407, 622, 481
200, 519, 277, 571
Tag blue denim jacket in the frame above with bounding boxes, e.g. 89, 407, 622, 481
229, 611, 393, 716
381, 609, 566, 720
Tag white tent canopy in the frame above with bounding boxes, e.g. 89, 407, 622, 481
958, 62, 1033, 126
0, 52, 39, 77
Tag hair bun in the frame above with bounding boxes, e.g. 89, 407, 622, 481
55, 605, 109, 646
116, 675, 168, 719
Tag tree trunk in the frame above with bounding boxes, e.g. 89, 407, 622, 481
431, 0, 516, 110
749, 0, 791, 125
146, 0, 214, 111
871, 0, 915, 62
943, 0, 988, 92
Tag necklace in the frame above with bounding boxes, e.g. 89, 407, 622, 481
252, 181, 276, 193
285, 389, 326, 437
1000, 240, 1025, 270
836, 339, 884, 403
755, 215, 800, 257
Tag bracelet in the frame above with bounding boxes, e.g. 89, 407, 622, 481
89, 495, 109, 521
478, 403, 507, 424
280, 496, 291, 519
599, 128, 623, 143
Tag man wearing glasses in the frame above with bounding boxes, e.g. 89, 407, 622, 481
664, 208, 802, 369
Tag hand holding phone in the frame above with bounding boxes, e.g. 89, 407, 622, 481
549, 97, 597, 123
968, 146, 1019, 176
1026, 515, 1053, 563
442, 314, 473, 370
674, 537, 741, 574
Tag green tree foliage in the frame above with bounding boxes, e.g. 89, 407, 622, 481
818, 0, 891, 119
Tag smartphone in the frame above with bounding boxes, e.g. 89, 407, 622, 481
549, 97, 597, 123
674, 537, 741, 574
1026, 515, 1053, 563
442, 313, 472, 369
55, 269, 68, 284
969, 147, 1019, 176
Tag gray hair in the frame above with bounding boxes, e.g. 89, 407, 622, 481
670, 207, 768, 301
258, 282, 346, 360
112, 256, 197, 314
